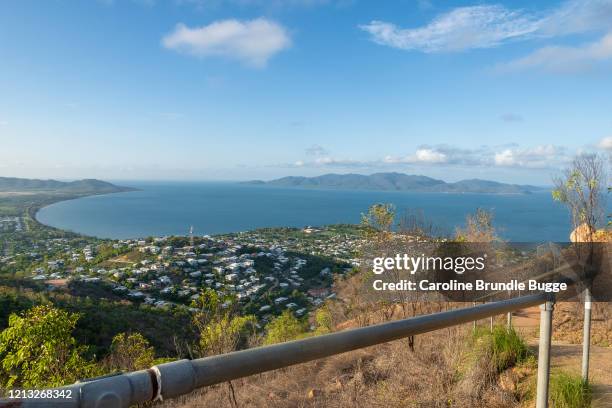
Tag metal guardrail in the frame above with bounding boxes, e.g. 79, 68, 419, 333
2, 292, 557, 408
472, 262, 579, 339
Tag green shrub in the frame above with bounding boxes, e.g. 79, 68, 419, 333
314, 306, 333, 335
549, 372, 592, 408
263, 310, 307, 345
0, 305, 98, 388
107, 332, 155, 371
472, 325, 530, 373
198, 314, 256, 355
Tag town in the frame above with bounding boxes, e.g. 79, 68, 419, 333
2, 219, 366, 325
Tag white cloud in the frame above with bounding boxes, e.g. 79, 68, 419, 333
385, 145, 490, 166
379, 144, 570, 169
499, 32, 612, 73
284, 144, 571, 171
539, 0, 612, 36
494, 149, 516, 166
360, 1, 612, 53
493, 144, 568, 167
271, 140, 608, 172
360, 5, 541, 52
384, 148, 448, 164
598, 136, 612, 150
162, 18, 291, 67
413, 148, 448, 163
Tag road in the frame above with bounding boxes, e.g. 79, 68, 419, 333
513, 306, 612, 407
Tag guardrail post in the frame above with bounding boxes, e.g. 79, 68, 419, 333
536, 300, 554, 408
472, 302, 476, 331
581, 287, 592, 382
507, 290, 512, 330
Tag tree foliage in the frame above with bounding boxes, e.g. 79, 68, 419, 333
263, 310, 307, 345
106, 332, 155, 372
198, 314, 256, 356
552, 154, 607, 236
0, 305, 96, 388
361, 203, 396, 242
192, 288, 255, 356
455, 208, 498, 242
314, 306, 333, 335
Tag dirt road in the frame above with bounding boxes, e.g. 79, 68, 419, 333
513, 306, 612, 407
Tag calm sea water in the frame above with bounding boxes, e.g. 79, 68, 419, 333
36, 182, 572, 242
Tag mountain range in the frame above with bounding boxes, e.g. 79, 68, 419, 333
0, 177, 135, 194
243, 173, 545, 194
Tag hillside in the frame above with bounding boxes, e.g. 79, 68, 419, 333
0, 177, 135, 194
243, 172, 545, 194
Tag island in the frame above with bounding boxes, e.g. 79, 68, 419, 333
243, 172, 546, 194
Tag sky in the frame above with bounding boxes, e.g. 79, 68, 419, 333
1, 0, 612, 184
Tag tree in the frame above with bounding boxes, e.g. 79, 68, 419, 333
192, 289, 255, 356
398, 208, 439, 239
313, 306, 333, 335
191, 287, 222, 315
0, 305, 96, 388
552, 154, 607, 240
106, 332, 155, 372
263, 310, 307, 345
198, 314, 256, 356
361, 203, 396, 242
455, 208, 498, 242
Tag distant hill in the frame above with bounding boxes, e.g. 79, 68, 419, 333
0, 177, 135, 194
243, 172, 545, 194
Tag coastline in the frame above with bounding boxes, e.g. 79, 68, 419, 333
32, 189, 138, 238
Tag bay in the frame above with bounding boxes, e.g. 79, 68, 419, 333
36, 181, 571, 242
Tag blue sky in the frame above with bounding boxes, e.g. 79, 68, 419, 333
1, 0, 611, 184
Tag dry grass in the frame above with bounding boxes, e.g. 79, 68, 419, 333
552, 302, 612, 347
156, 273, 551, 408
154, 296, 609, 408
158, 326, 525, 408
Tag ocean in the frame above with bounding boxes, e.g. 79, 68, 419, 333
36, 181, 572, 242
